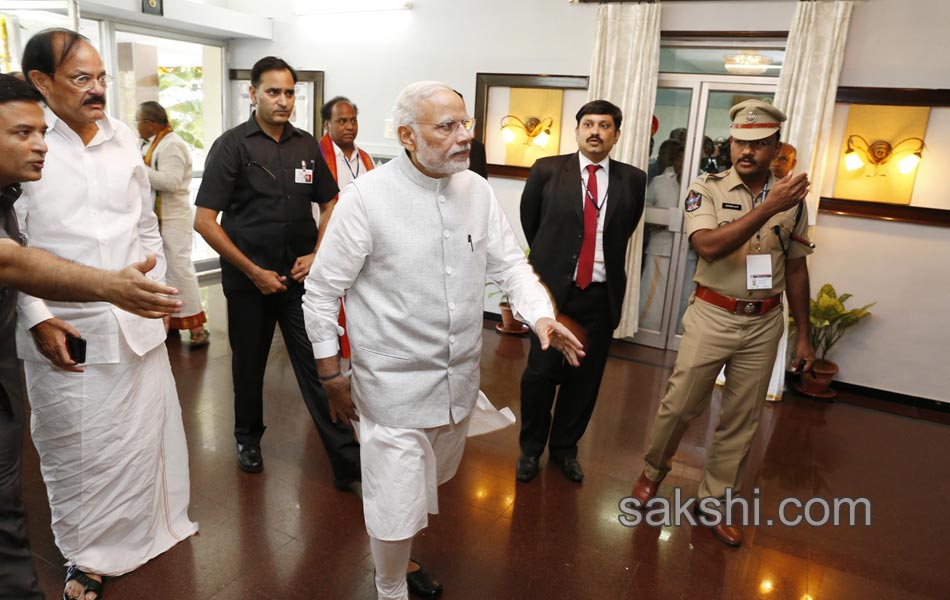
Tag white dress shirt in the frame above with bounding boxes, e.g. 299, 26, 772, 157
333, 139, 375, 191
577, 152, 610, 283
15, 109, 167, 363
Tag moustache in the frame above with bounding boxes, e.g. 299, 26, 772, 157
587, 136, 601, 143
83, 96, 105, 106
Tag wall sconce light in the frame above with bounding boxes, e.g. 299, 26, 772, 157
500, 115, 553, 148
844, 134, 924, 175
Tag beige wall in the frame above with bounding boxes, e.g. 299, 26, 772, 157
230, 0, 949, 402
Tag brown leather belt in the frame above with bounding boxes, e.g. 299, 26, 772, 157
695, 285, 782, 316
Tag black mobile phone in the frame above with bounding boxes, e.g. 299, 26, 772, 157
66, 335, 87, 364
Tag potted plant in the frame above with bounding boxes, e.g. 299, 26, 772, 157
486, 282, 528, 334
791, 284, 874, 399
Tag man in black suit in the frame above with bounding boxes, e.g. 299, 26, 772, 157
517, 99, 645, 483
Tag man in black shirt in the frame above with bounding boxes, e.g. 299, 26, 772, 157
195, 57, 360, 487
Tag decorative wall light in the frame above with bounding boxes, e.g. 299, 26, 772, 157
500, 115, 554, 148
723, 50, 772, 75
844, 134, 924, 175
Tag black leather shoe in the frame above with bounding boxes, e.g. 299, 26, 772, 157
406, 561, 443, 598
236, 443, 263, 473
515, 453, 540, 483
552, 457, 584, 482
333, 477, 362, 494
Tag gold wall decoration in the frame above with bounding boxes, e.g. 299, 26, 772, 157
833, 104, 930, 205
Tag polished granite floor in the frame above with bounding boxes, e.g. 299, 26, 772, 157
19, 283, 950, 599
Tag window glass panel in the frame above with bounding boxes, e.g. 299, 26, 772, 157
660, 45, 785, 78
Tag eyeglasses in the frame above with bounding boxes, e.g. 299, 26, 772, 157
64, 74, 113, 91
732, 138, 775, 150
415, 117, 476, 136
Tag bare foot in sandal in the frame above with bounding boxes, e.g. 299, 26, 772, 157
64, 565, 103, 600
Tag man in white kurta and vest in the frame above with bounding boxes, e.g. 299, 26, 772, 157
18, 29, 197, 600
137, 100, 209, 347
304, 81, 584, 600
315, 95, 374, 358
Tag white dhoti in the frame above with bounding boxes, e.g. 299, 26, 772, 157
160, 216, 206, 329
359, 413, 470, 541
24, 339, 197, 576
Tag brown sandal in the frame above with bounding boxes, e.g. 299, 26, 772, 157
188, 329, 210, 348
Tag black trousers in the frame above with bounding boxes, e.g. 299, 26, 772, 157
224, 283, 360, 482
0, 374, 43, 600
519, 282, 613, 461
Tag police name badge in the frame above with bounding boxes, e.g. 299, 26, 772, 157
295, 168, 313, 184
746, 254, 773, 290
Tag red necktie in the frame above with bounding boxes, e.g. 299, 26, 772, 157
576, 164, 600, 289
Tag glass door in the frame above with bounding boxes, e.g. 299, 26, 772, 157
633, 76, 776, 350
111, 27, 225, 270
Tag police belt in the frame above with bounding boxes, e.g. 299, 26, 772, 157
695, 285, 782, 316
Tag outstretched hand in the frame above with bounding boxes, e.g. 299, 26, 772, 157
110, 254, 183, 318
535, 316, 586, 367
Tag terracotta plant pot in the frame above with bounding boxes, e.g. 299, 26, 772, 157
794, 358, 839, 400
497, 301, 528, 335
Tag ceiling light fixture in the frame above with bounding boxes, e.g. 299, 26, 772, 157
723, 50, 773, 75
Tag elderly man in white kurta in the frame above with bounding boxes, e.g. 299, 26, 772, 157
137, 100, 208, 346
303, 81, 584, 600
17, 29, 196, 599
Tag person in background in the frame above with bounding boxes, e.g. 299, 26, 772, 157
194, 56, 361, 488
770, 141, 798, 179
516, 100, 646, 484
137, 100, 209, 347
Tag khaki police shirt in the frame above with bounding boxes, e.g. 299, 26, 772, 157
683, 168, 812, 299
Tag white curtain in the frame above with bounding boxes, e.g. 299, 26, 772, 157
774, 0, 854, 225
736, 0, 853, 401
587, 2, 662, 338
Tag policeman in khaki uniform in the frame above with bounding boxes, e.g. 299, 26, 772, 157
630, 100, 815, 548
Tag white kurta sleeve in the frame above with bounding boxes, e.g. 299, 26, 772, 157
484, 187, 554, 328
303, 183, 373, 359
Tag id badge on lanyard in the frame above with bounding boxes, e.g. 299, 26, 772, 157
747, 254, 773, 290
295, 160, 314, 184
746, 185, 772, 290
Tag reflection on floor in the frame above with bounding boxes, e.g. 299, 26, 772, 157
21, 283, 950, 599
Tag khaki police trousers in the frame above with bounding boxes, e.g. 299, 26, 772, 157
643, 296, 784, 501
